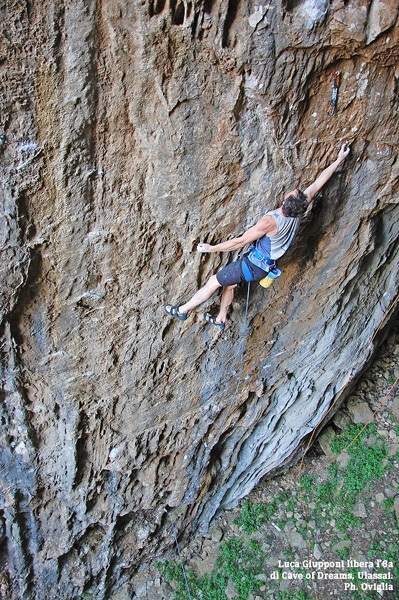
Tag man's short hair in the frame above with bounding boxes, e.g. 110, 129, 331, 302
283, 190, 308, 217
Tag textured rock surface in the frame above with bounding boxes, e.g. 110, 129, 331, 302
0, 0, 398, 598
134, 319, 399, 599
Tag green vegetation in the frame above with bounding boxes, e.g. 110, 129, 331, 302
369, 537, 399, 582
327, 423, 391, 533
217, 538, 263, 598
232, 499, 269, 535
158, 537, 263, 600
158, 422, 398, 600
232, 492, 291, 535
158, 562, 227, 600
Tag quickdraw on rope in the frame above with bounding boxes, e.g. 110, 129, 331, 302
327, 70, 341, 117
163, 281, 252, 599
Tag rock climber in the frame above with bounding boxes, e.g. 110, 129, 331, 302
165, 143, 350, 330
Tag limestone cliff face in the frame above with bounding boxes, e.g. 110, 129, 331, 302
0, 0, 398, 597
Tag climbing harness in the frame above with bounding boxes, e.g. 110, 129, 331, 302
241, 246, 282, 287
327, 70, 341, 117
163, 281, 253, 600
247, 246, 275, 271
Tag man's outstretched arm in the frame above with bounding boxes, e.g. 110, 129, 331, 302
197, 214, 277, 254
304, 143, 350, 204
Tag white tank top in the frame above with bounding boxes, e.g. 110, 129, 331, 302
255, 211, 300, 260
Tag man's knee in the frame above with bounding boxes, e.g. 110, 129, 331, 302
208, 274, 222, 289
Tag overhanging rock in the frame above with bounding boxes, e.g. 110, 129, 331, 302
0, 0, 398, 597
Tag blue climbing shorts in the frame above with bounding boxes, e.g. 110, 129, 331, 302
216, 258, 266, 286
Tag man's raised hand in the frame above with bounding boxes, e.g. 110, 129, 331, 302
338, 142, 350, 161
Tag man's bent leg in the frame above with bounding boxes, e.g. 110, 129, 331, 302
216, 285, 236, 323
178, 274, 221, 314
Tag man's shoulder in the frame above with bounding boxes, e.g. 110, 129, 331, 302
262, 210, 279, 219
256, 213, 278, 236
258, 213, 278, 227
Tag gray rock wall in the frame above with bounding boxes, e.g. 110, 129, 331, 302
0, 0, 398, 597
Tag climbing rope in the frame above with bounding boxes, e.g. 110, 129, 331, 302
163, 285, 398, 600
187, 281, 252, 498
163, 281, 252, 599
163, 508, 194, 600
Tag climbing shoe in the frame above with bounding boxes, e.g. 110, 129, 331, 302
164, 305, 188, 321
203, 312, 225, 330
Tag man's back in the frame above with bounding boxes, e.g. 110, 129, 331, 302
255, 211, 300, 260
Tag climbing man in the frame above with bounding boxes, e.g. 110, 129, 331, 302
165, 143, 350, 330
